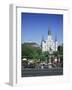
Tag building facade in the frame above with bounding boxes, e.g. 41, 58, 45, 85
41, 29, 58, 53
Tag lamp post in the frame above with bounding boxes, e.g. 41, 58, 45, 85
48, 48, 52, 68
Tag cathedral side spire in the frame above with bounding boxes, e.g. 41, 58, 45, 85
55, 36, 58, 51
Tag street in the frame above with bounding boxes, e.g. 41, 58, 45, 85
22, 68, 63, 77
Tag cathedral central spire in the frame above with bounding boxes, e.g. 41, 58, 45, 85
48, 26, 51, 35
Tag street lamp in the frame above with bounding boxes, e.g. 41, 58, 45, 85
48, 48, 52, 68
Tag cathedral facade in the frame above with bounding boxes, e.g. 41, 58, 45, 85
41, 29, 58, 53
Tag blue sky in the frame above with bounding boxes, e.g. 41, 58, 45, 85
21, 13, 63, 45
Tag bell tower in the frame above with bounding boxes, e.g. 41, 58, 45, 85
48, 27, 51, 35
47, 26, 52, 41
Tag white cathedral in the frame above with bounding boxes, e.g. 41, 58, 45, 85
41, 28, 58, 53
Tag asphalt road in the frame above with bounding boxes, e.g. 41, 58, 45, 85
21, 68, 63, 77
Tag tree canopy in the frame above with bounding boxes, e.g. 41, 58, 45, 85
22, 43, 42, 60
22, 43, 63, 63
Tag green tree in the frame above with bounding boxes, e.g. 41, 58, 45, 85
21, 43, 42, 61
58, 45, 63, 55
39, 51, 49, 63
